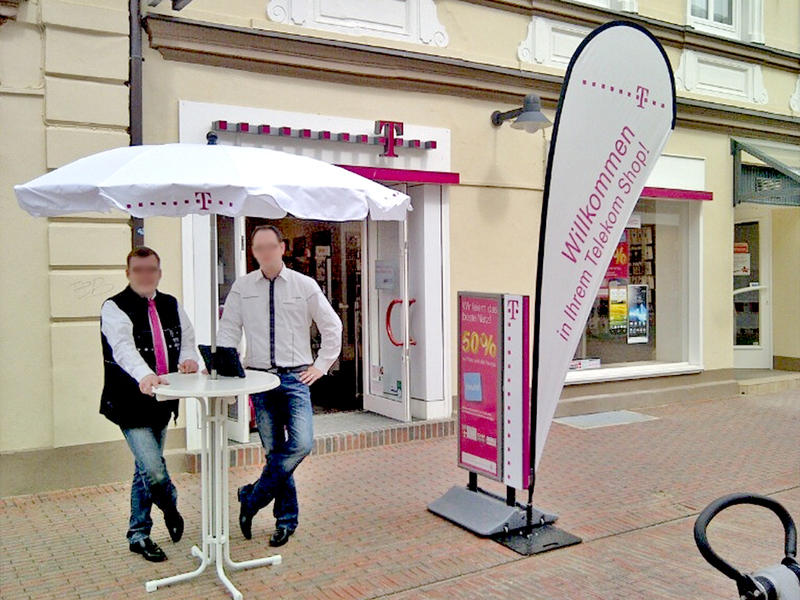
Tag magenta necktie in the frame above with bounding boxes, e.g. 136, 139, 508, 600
148, 299, 169, 375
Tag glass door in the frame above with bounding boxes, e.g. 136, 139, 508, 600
733, 215, 772, 369
218, 215, 250, 442
362, 209, 411, 422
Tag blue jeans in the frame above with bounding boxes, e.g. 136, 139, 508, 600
121, 424, 178, 544
242, 373, 313, 530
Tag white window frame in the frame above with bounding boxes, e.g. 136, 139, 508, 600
575, 0, 638, 11
687, 0, 764, 43
688, 0, 740, 39
565, 155, 706, 386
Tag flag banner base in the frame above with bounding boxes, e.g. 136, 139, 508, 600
427, 485, 556, 537
492, 524, 582, 555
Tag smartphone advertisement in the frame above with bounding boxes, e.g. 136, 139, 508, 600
627, 284, 649, 344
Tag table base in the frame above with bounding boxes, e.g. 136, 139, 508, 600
145, 395, 281, 600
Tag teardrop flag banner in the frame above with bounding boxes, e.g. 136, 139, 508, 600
532, 22, 676, 474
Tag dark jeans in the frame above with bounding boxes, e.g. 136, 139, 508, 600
241, 373, 313, 530
121, 424, 178, 544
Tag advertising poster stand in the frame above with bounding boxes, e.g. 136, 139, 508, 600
428, 293, 576, 554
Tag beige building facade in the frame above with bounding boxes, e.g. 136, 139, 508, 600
1, 0, 798, 491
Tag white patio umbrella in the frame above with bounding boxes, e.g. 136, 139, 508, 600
15, 143, 410, 221
14, 143, 412, 377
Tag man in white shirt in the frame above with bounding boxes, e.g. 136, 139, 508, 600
218, 225, 342, 547
100, 247, 199, 562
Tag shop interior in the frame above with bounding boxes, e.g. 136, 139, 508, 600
572, 197, 691, 370
217, 216, 364, 414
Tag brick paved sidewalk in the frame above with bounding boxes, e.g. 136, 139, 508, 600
1, 390, 798, 600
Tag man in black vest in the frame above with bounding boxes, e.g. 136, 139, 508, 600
100, 247, 199, 562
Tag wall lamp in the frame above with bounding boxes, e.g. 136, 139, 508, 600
491, 93, 552, 133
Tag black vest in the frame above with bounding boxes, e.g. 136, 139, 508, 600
100, 286, 182, 429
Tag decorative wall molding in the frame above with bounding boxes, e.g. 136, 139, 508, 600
460, 0, 798, 74
517, 16, 589, 67
791, 77, 800, 114
0, 0, 21, 25
676, 49, 768, 105
144, 15, 800, 143
266, 0, 449, 47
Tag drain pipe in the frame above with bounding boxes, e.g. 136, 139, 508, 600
129, 0, 144, 247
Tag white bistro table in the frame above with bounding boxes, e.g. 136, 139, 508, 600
147, 370, 281, 600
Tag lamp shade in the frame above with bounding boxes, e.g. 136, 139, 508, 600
511, 94, 552, 132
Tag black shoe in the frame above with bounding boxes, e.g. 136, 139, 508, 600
129, 538, 168, 562
269, 527, 295, 547
164, 509, 184, 543
238, 485, 253, 540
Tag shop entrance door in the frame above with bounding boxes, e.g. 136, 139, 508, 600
183, 214, 250, 451
733, 213, 773, 369
363, 213, 412, 422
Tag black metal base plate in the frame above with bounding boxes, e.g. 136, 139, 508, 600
492, 524, 582, 555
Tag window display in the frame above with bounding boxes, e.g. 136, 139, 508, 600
570, 198, 693, 371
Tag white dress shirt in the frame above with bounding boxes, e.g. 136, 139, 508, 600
101, 291, 198, 383
217, 265, 342, 373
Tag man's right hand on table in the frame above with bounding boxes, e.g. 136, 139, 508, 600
139, 374, 169, 396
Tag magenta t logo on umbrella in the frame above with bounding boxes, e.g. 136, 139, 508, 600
13, 143, 410, 221
532, 22, 676, 473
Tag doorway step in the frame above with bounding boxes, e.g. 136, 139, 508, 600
186, 411, 456, 473
735, 369, 800, 395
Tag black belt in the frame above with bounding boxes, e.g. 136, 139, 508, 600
250, 365, 309, 375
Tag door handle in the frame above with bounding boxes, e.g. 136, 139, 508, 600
733, 286, 768, 296
386, 298, 416, 347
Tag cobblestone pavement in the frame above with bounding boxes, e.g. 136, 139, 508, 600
1, 390, 798, 599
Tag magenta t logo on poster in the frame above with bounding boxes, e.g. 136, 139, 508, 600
635, 85, 650, 108
507, 299, 520, 321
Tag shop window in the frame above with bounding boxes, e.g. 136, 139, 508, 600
266, 0, 449, 47
568, 197, 700, 378
687, 0, 764, 43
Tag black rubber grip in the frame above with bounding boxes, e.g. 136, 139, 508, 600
694, 493, 798, 585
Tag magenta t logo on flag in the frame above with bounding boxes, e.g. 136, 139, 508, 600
532, 22, 676, 472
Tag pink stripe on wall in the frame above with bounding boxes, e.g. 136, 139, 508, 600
337, 165, 460, 185
641, 186, 713, 201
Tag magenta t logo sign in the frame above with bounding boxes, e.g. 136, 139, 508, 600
635, 85, 650, 109
195, 191, 213, 210
374, 120, 404, 157
507, 299, 520, 320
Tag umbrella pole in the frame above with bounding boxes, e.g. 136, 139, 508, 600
210, 214, 218, 380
